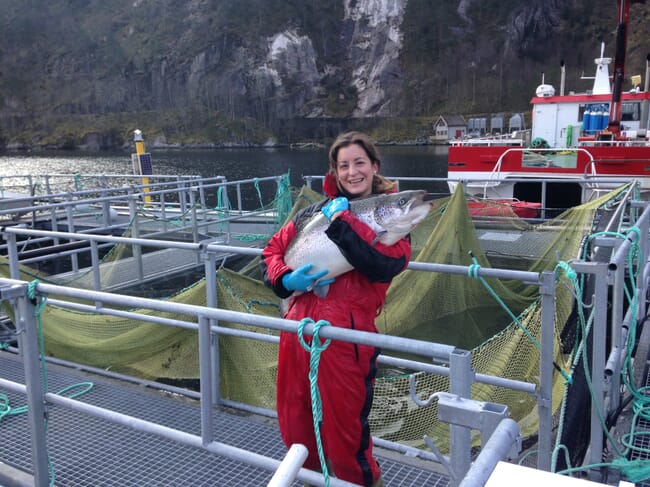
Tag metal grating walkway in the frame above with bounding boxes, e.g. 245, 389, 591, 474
0, 352, 449, 486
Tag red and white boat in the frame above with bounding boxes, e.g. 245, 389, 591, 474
448, 0, 650, 217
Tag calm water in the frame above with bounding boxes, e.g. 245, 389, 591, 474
0, 145, 450, 196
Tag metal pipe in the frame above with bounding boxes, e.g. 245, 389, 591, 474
16, 293, 51, 486
537, 271, 556, 472
1, 277, 460, 362
267, 444, 308, 487
198, 315, 214, 445
449, 349, 473, 485
457, 418, 521, 487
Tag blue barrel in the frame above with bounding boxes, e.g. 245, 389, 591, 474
601, 104, 610, 130
592, 104, 601, 131
582, 105, 592, 134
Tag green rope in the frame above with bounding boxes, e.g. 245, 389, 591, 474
274, 173, 293, 226
215, 272, 280, 314
253, 178, 264, 209
33, 176, 43, 196
551, 225, 648, 473
467, 252, 573, 384
297, 317, 332, 487
73, 174, 83, 192
216, 186, 231, 211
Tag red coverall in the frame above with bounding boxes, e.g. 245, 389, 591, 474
261, 198, 411, 486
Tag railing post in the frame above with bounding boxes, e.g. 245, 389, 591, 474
449, 349, 473, 485
236, 183, 243, 214
203, 250, 221, 406
190, 188, 199, 244
3, 231, 24, 354
571, 260, 610, 481
49, 196, 60, 245
537, 270, 556, 471
160, 190, 169, 234
90, 240, 102, 295
65, 195, 79, 273
11, 284, 51, 486
101, 188, 112, 227
179, 182, 188, 216
198, 315, 214, 445
198, 179, 207, 209
128, 191, 144, 283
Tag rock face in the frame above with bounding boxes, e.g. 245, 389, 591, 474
344, 0, 407, 116
0, 0, 648, 145
255, 30, 322, 117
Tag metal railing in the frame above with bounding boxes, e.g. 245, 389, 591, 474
1, 187, 649, 485
1, 226, 554, 485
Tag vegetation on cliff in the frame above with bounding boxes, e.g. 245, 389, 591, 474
0, 0, 648, 148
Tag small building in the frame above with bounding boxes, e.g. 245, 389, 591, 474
431, 114, 467, 143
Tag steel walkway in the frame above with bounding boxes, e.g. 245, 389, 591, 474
0, 352, 449, 487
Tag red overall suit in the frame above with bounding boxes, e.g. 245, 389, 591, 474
261, 197, 411, 486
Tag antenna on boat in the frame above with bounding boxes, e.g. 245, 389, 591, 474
535, 72, 555, 98
560, 60, 566, 96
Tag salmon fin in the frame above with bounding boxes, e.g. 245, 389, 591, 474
313, 284, 330, 299
371, 230, 387, 246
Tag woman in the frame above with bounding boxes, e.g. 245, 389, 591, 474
261, 132, 411, 487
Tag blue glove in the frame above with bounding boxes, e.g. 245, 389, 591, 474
322, 197, 349, 221
282, 264, 335, 292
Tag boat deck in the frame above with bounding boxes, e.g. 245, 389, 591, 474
0, 352, 449, 486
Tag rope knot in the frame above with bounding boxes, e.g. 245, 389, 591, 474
27, 280, 48, 315
626, 225, 641, 241
554, 261, 576, 282
467, 263, 481, 279
297, 318, 331, 353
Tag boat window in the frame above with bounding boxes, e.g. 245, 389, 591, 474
621, 102, 640, 121
522, 150, 578, 169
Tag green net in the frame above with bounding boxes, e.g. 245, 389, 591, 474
0, 181, 632, 451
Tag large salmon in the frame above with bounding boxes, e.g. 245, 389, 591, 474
285, 190, 432, 297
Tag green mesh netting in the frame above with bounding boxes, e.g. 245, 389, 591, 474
0, 181, 632, 451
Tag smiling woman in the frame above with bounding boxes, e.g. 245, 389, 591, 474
261, 131, 419, 487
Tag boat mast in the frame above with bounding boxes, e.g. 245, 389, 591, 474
607, 0, 631, 136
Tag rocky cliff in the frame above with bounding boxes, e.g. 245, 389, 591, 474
0, 0, 648, 147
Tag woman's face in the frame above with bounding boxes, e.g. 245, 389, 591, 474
334, 143, 378, 197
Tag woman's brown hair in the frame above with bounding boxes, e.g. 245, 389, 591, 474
328, 131, 398, 195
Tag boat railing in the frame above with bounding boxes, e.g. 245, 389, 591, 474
449, 133, 527, 148
578, 138, 650, 148
471, 147, 596, 196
